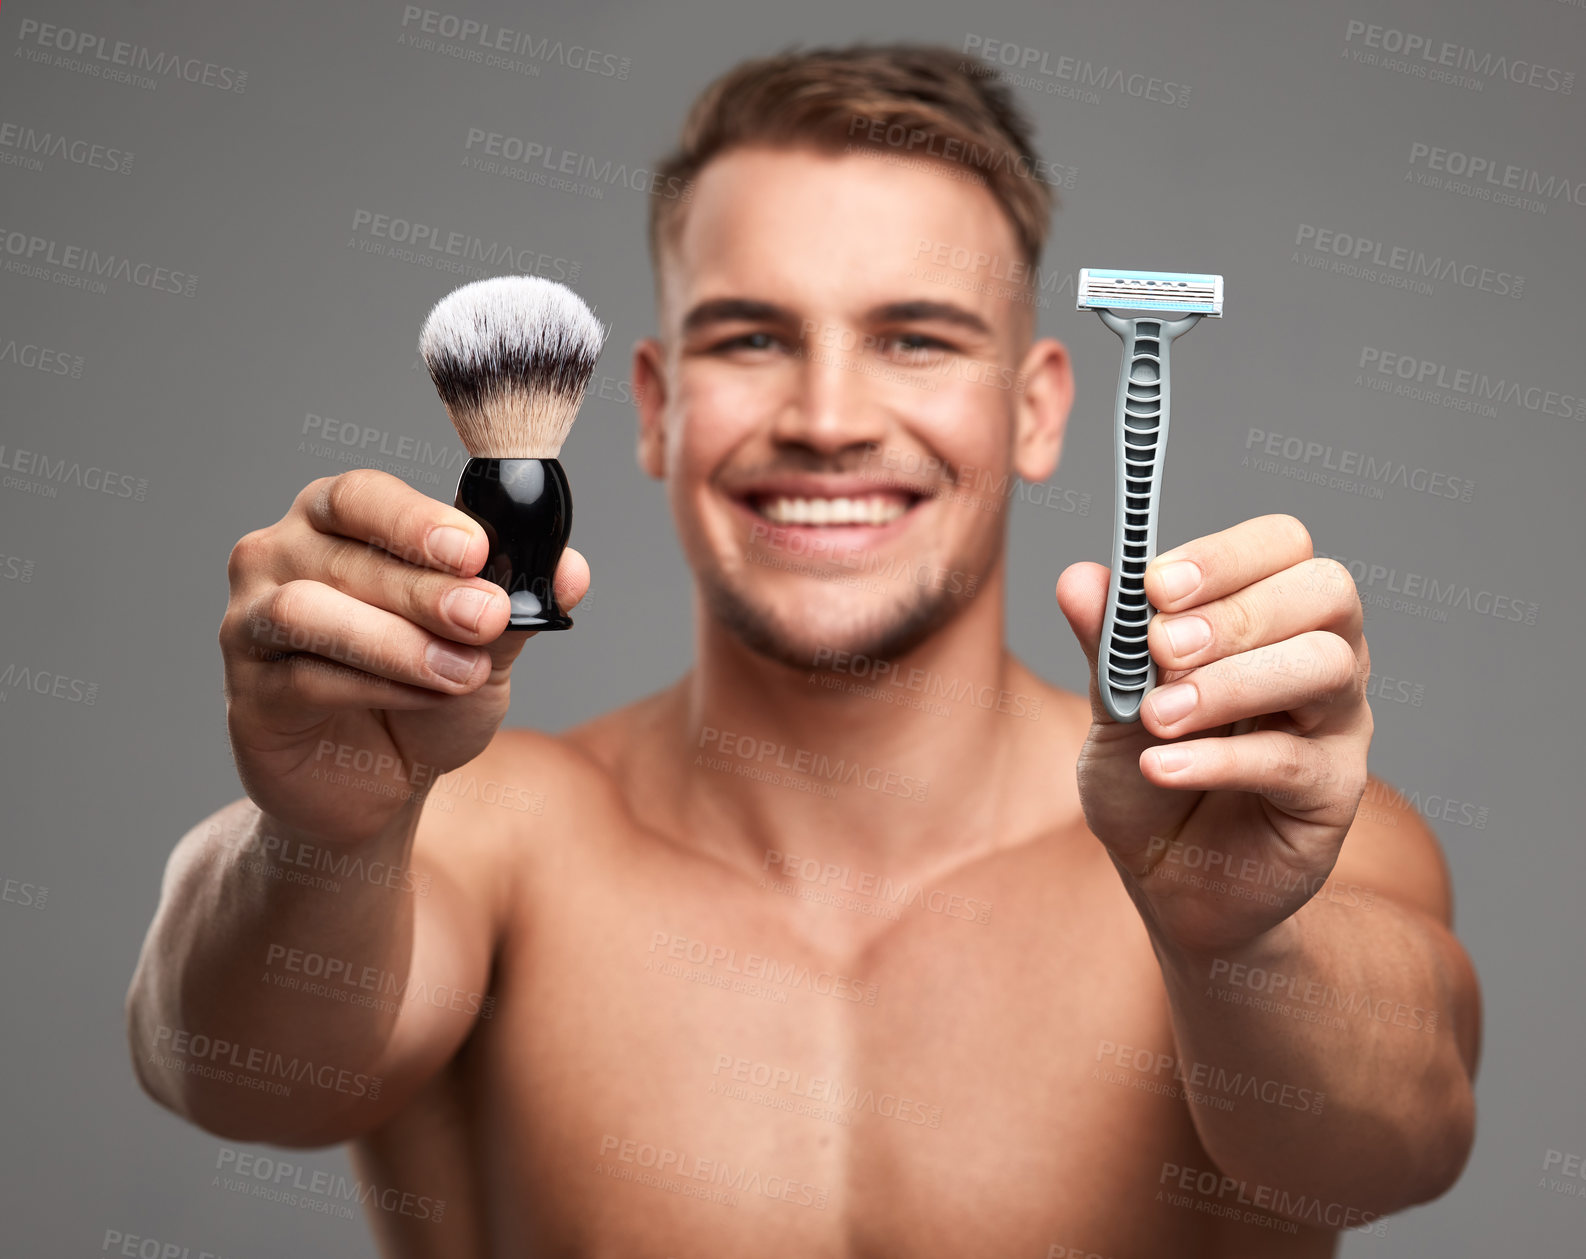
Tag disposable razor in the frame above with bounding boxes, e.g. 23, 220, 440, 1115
1076, 267, 1224, 723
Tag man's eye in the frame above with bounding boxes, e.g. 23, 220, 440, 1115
717, 331, 781, 352
886, 333, 952, 356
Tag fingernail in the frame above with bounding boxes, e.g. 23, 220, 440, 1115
1153, 746, 1192, 773
1156, 561, 1201, 602
426, 640, 481, 684
443, 586, 495, 633
1148, 682, 1197, 725
1162, 614, 1211, 656
427, 526, 473, 572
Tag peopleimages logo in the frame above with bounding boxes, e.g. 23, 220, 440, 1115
147, 1024, 383, 1099
0, 224, 198, 297
0, 444, 148, 500
1357, 348, 1581, 422
961, 35, 1191, 106
0, 120, 132, 175
595, 1133, 830, 1209
1158, 1161, 1387, 1236
1319, 550, 1539, 627
697, 726, 930, 805
1407, 141, 1586, 212
214, 1148, 446, 1223
0, 335, 84, 378
462, 128, 690, 201
711, 1053, 944, 1127
14, 18, 248, 92
1342, 20, 1574, 94
0, 662, 99, 705
1243, 428, 1476, 502
347, 208, 580, 283
1293, 224, 1522, 298
397, 8, 631, 78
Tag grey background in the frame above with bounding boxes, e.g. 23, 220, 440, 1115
1, 0, 1581, 1254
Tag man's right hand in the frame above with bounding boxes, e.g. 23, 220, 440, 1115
219, 468, 589, 844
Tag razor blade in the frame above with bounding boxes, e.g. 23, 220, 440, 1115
1077, 268, 1223, 316
1079, 266, 1223, 723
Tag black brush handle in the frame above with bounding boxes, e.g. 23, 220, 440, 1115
453, 457, 573, 631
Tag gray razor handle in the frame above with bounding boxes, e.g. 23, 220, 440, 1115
1096, 310, 1202, 723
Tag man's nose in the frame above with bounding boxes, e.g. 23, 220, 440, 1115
770, 334, 889, 452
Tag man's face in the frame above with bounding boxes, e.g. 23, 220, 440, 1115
636, 144, 1070, 670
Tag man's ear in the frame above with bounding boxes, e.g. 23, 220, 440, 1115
633, 337, 669, 480
1013, 337, 1074, 484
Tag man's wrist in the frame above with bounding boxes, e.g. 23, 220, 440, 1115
1147, 907, 1308, 997
250, 792, 428, 867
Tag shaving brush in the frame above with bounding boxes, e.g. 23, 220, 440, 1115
419, 276, 606, 630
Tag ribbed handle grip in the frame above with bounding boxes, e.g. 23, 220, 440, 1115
1096, 312, 1201, 722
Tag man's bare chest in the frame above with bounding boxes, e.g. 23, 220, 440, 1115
445, 826, 1258, 1255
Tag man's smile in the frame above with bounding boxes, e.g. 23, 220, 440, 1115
723, 473, 937, 551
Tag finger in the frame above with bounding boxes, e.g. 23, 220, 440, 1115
306, 534, 513, 646
1141, 631, 1364, 738
1144, 514, 1313, 614
1139, 727, 1366, 826
231, 580, 490, 694
298, 469, 493, 577
552, 545, 591, 610
243, 652, 457, 722
1055, 561, 1116, 726
1148, 557, 1364, 673
480, 547, 592, 669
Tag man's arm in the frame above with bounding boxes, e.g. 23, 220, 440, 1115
125, 775, 513, 1147
1057, 514, 1482, 1226
125, 467, 585, 1146
1148, 775, 1480, 1221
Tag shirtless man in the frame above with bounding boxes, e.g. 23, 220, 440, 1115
126, 44, 1481, 1258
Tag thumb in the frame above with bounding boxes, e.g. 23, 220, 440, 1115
482, 546, 591, 670
1056, 560, 1115, 726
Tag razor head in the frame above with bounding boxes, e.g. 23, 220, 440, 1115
1077, 268, 1223, 316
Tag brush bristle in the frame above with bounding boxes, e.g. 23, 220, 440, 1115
418, 276, 607, 458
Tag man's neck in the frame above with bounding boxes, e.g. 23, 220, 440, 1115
668, 560, 1049, 880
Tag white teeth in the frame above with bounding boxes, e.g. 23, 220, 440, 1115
757, 495, 908, 525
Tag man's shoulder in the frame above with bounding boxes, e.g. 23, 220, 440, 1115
408, 697, 676, 930
443, 682, 682, 847
487, 680, 680, 779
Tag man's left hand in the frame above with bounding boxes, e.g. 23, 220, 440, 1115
1057, 514, 1374, 956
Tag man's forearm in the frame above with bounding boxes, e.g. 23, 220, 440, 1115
1148, 888, 1479, 1220
126, 795, 428, 1144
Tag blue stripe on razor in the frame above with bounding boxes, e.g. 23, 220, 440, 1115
1076, 296, 1216, 312
1076, 268, 1223, 313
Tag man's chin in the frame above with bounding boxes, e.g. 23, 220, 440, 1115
701, 577, 960, 672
